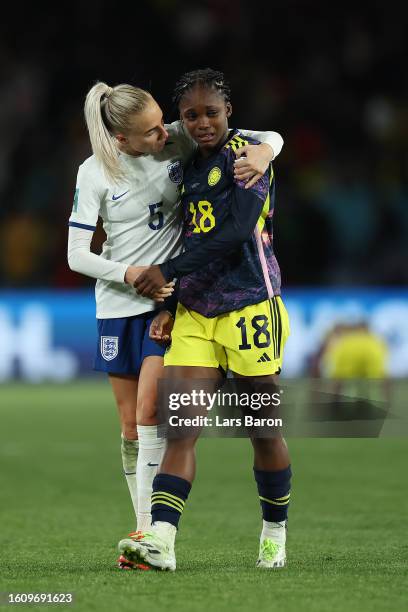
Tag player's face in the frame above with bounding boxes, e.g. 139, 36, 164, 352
179, 85, 232, 155
116, 99, 169, 156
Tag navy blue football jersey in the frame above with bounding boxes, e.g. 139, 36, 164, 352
163, 129, 281, 317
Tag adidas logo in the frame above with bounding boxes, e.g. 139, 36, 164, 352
257, 353, 271, 363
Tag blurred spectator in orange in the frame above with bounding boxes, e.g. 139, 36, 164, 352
0, 214, 52, 285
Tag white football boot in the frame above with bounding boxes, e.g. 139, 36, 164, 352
118, 528, 176, 572
256, 521, 286, 569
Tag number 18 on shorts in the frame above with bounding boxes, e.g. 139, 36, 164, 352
164, 296, 290, 376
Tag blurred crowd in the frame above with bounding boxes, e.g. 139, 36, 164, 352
0, 0, 407, 288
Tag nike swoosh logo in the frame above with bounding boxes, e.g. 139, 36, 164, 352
147, 462, 159, 467
112, 190, 129, 201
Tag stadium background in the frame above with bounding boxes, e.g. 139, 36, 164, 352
0, 1, 407, 380
1, 2, 407, 611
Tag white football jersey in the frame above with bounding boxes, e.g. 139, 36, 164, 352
69, 122, 193, 318
68, 122, 283, 319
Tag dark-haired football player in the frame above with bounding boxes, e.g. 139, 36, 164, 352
119, 69, 291, 571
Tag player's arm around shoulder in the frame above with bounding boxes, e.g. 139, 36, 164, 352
233, 142, 274, 189
234, 129, 282, 189
223, 140, 272, 202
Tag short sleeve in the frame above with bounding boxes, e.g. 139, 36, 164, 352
68, 163, 102, 231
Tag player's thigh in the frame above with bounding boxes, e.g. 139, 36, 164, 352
232, 371, 279, 384
136, 355, 164, 426
163, 365, 223, 380
135, 310, 168, 425
163, 364, 222, 423
164, 303, 225, 369
108, 373, 138, 439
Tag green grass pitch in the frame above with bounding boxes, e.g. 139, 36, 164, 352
0, 381, 407, 611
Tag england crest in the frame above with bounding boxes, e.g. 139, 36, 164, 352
167, 161, 183, 184
101, 336, 119, 361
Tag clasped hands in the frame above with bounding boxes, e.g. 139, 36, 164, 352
125, 264, 170, 301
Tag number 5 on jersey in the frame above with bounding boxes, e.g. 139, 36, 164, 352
148, 202, 164, 230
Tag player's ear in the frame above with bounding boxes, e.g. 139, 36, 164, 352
115, 133, 128, 144
226, 102, 232, 118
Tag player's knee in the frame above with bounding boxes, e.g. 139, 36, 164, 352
166, 437, 197, 451
137, 395, 157, 426
122, 423, 137, 439
117, 402, 137, 439
252, 435, 285, 452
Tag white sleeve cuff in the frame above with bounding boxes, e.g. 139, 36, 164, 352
263, 131, 283, 159
239, 129, 284, 159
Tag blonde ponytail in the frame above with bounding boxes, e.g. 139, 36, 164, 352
84, 81, 152, 184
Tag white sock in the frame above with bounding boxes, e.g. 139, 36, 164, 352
152, 521, 177, 549
262, 520, 286, 545
120, 435, 139, 526
136, 424, 166, 532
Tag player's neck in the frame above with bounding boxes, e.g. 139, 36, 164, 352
118, 142, 144, 158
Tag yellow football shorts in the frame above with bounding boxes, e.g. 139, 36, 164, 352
325, 331, 388, 379
164, 296, 290, 376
